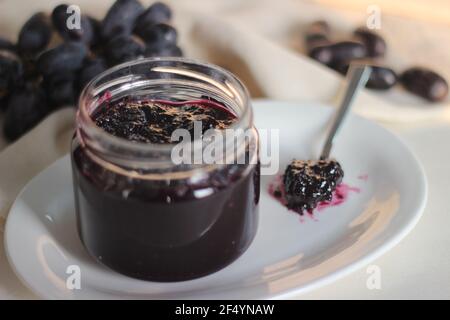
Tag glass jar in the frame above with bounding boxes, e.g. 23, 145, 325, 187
71, 58, 260, 281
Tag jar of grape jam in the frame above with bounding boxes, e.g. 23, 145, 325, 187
71, 58, 260, 281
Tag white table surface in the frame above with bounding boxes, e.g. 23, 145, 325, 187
1, 122, 449, 300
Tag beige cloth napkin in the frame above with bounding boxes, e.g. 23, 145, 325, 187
1, 0, 450, 225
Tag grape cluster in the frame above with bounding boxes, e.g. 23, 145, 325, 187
304, 21, 448, 102
0, 0, 183, 141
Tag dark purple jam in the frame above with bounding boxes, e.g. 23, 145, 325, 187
71, 98, 259, 281
94, 99, 236, 143
283, 159, 344, 213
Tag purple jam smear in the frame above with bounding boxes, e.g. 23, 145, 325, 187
358, 174, 369, 181
93, 98, 237, 143
269, 173, 360, 217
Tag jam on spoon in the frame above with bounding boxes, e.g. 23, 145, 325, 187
283, 159, 344, 212
282, 64, 371, 214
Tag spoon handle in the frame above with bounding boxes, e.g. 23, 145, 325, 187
320, 64, 372, 160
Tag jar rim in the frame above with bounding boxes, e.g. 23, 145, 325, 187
77, 57, 252, 156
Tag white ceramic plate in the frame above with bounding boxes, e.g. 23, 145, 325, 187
4, 100, 427, 299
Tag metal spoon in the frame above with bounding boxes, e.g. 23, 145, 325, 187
281, 64, 372, 212
320, 64, 372, 160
